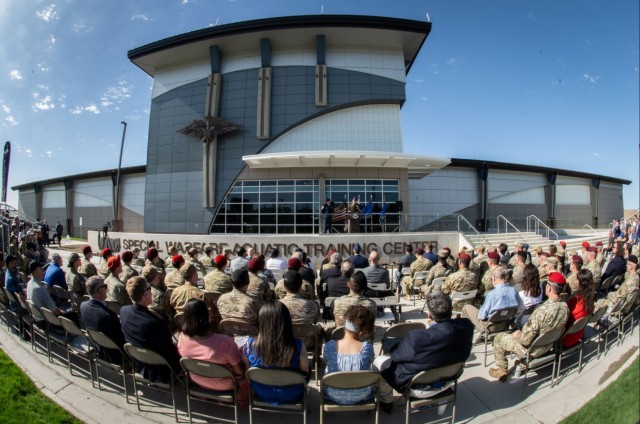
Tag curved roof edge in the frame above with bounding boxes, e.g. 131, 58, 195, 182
450, 158, 632, 185
128, 14, 431, 75
11, 165, 147, 191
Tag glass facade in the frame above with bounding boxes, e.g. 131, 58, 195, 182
210, 179, 400, 234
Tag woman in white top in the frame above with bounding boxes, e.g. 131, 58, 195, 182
516, 264, 543, 326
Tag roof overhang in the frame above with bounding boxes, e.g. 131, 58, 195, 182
128, 15, 431, 77
242, 151, 450, 177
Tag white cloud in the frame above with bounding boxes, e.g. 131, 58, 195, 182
37, 5, 57, 22
131, 14, 150, 21
182, 0, 190, 4
85, 104, 100, 114
446, 57, 457, 65
70, 104, 100, 114
72, 22, 91, 33
47, 34, 56, 48
583, 74, 600, 84
25, 149, 32, 158
9, 69, 23, 80
32, 95, 55, 111
45, 150, 53, 158
100, 79, 133, 109
37, 63, 50, 72
5, 115, 17, 126
1, 105, 9, 114
70, 106, 83, 114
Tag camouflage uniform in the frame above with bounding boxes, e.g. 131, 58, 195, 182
164, 256, 174, 269
598, 272, 639, 313
332, 294, 377, 328
66, 268, 86, 297
217, 288, 259, 327
511, 264, 526, 286
493, 298, 569, 370
480, 265, 499, 297
105, 274, 132, 306
119, 263, 139, 285
246, 272, 272, 307
584, 261, 602, 286
187, 257, 207, 275
401, 257, 432, 295
170, 282, 203, 313
538, 265, 549, 282
596, 253, 605, 268
421, 262, 453, 295
274, 279, 315, 300
143, 259, 166, 283
281, 293, 320, 324
441, 268, 478, 311
80, 258, 97, 278
566, 273, 579, 293
149, 286, 174, 324
97, 260, 109, 279
200, 254, 213, 268
204, 269, 233, 294
470, 255, 488, 282
132, 257, 145, 267
164, 269, 185, 290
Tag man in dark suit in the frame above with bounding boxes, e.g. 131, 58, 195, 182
81, 276, 126, 365
395, 244, 417, 282
376, 291, 474, 412
120, 276, 181, 383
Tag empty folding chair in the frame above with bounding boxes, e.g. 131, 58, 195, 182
85, 328, 130, 403
58, 316, 95, 383
555, 316, 590, 382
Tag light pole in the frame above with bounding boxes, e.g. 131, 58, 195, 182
114, 121, 127, 231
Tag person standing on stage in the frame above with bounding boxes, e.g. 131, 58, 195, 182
321, 198, 334, 234
347, 197, 361, 233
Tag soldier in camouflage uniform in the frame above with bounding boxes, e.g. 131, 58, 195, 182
401, 248, 432, 300
537, 252, 549, 281
217, 269, 259, 327
421, 249, 454, 295
511, 252, 527, 285
508, 242, 524, 268
80, 245, 97, 278
469, 245, 488, 281
566, 255, 583, 292
200, 246, 214, 268
164, 255, 185, 289
143, 266, 175, 327
143, 247, 166, 283
444, 247, 457, 271
131, 247, 145, 267
105, 256, 132, 306
479, 252, 501, 297
186, 247, 207, 275
97, 248, 112, 279
441, 252, 478, 311
204, 254, 233, 294
489, 272, 569, 381
170, 264, 204, 314
280, 271, 320, 325
597, 255, 639, 313
331, 271, 377, 328
119, 251, 139, 284
595, 242, 605, 267
246, 257, 272, 307
274, 276, 315, 300
584, 248, 602, 287
164, 245, 179, 269
66, 253, 86, 299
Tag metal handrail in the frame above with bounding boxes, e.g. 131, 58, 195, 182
526, 215, 558, 241
457, 215, 490, 246
583, 224, 599, 235
496, 215, 527, 243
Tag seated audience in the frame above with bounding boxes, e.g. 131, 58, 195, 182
274, 258, 315, 300
142, 266, 174, 324
178, 298, 249, 404
266, 248, 286, 270
164, 254, 185, 289
204, 255, 233, 294
322, 304, 376, 405
362, 251, 390, 288
242, 301, 309, 405
80, 245, 98, 278
97, 248, 112, 279
27, 261, 79, 324
119, 251, 139, 284
120, 276, 182, 383
597, 255, 639, 313
230, 247, 249, 272
331, 271, 377, 327
105, 256, 132, 306
66, 252, 86, 300
515, 264, 544, 326
601, 242, 626, 282
563, 269, 596, 347
44, 253, 67, 291
441, 252, 477, 311
217, 269, 259, 326
246, 257, 272, 306
81, 276, 126, 364
170, 264, 203, 313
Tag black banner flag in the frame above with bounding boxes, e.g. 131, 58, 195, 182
2, 141, 11, 203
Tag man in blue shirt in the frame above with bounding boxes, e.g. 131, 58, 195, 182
423, 243, 439, 265
44, 253, 67, 290
462, 267, 522, 332
4, 254, 24, 311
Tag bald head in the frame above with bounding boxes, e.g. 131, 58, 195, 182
368, 250, 380, 265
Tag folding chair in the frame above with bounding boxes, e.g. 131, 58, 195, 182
246, 367, 309, 424
180, 358, 239, 424
518, 326, 565, 399
174, 312, 185, 331
293, 323, 323, 385
106, 300, 122, 316
379, 322, 426, 355
25, 301, 48, 353
420, 277, 446, 313
67, 289, 83, 312
0, 288, 8, 327
124, 343, 182, 422
619, 292, 639, 344
410, 271, 428, 305
600, 297, 626, 353
403, 362, 465, 424
475, 306, 519, 366
331, 326, 345, 341
14, 293, 35, 344
85, 329, 130, 403
555, 316, 590, 383
58, 316, 95, 383
450, 290, 477, 316
220, 319, 258, 338
203, 290, 222, 306
320, 371, 380, 424
581, 304, 609, 359
40, 307, 69, 364
2, 287, 20, 334
53, 285, 70, 305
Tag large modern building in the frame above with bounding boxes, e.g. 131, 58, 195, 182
13, 15, 630, 240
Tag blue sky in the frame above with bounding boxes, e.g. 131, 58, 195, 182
1, 0, 638, 211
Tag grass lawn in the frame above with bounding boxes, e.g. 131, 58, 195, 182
562, 356, 640, 424
0, 349, 81, 424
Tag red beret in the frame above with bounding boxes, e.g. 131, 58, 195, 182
559, 241, 567, 246
101, 248, 112, 258
581, 241, 590, 248
548, 272, 566, 285
287, 257, 302, 271
107, 256, 121, 270
572, 255, 583, 264
588, 247, 598, 253
458, 252, 471, 261
415, 248, 424, 255
214, 254, 227, 267
147, 247, 158, 260
82, 245, 92, 255
247, 257, 260, 272
595, 241, 603, 247
121, 251, 133, 263
488, 252, 500, 260
172, 254, 184, 265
